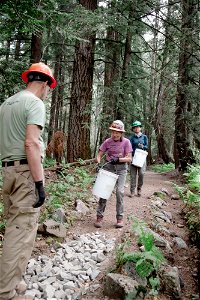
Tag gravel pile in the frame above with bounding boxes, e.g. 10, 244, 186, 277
24, 232, 116, 300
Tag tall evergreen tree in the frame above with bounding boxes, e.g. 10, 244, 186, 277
67, 0, 97, 162
175, 0, 198, 170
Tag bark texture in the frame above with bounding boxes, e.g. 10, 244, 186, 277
67, 0, 97, 162
175, 0, 196, 170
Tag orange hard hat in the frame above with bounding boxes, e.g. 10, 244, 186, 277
21, 62, 57, 89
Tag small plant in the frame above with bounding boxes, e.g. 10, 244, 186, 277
152, 163, 175, 173
149, 276, 160, 296
115, 243, 126, 269
40, 165, 93, 224
116, 217, 164, 296
184, 164, 200, 193
121, 234, 164, 279
0, 165, 3, 189
0, 220, 6, 231
175, 165, 200, 244
43, 157, 56, 168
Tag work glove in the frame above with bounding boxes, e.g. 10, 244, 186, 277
110, 157, 119, 165
96, 164, 101, 173
138, 143, 144, 149
33, 181, 46, 208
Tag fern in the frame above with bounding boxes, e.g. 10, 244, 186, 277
149, 277, 160, 296
139, 233, 154, 251
115, 244, 126, 268
115, 217, 165, 297
135, 259, 154, 278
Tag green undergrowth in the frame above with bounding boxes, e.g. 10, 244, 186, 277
115, 217, 165, 298
43, 157, 57, 168
152, 163, 175, 173
0, 163, 94, 229
175, 164, 200, 244
41, 164, 94, 224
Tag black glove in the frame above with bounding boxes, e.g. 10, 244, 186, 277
110, 157, 119, 165
96, 164, 101, 173
33, 181, 46, 208
138, 143, 144, 149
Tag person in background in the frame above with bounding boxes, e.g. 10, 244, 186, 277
94, 120, 132, 228
129, 120, 148, 197
0, 62, 56, 300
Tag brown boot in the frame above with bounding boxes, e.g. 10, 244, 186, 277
137, 188, 141, 197
94, 217, 103, 228
116, 219, 124, 228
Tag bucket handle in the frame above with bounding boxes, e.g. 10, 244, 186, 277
96, 160, 110, 173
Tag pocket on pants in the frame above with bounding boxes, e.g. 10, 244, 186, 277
17, 206, 39, 231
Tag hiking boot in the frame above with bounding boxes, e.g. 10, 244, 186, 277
94, 217, 103, 228
115, 219, 124, 228
11, 295, 34, 300
137, 189, 141, 197
128, 192, 134, 198
16, 280, 27, 294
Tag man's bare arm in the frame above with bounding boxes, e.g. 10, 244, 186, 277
25, 124, 43, 182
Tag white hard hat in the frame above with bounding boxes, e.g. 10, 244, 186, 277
109, 120, 125, 132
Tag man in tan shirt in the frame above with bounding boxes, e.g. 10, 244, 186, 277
0, 62, 56, 300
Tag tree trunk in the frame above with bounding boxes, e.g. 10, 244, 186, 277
175, 0, 196, 171
54, 53, 64, 132
154, 0, 173, 164
47, 58, 60, 144
30, 33, 42, 63
6, 40, 11, 61
14, 35, 21, 60
116, 3, 134, 120
146, 5, 159, 165
67, 0, 97, 162
100, 28, 121, 142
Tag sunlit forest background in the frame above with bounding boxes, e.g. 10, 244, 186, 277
0, 0, 199, 170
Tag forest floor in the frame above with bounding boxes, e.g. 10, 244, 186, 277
34, 169, 199, 300
0, 169, 199, 299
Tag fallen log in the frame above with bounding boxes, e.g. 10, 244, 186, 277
45, 158, 97, 171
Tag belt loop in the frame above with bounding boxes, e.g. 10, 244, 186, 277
14, 161, 20, 166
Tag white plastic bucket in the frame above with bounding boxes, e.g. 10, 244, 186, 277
132, 149, 148, 167
92, 169, 119, 199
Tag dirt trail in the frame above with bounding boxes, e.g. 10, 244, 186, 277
56, 170, 198, 300
68, 171, 174, 238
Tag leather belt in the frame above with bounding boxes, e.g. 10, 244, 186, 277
2, 159, 28, 167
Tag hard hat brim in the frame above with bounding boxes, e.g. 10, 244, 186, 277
21, 70, 57, 89
109, 126, 125, 132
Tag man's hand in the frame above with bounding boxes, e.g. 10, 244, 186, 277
110, 157, 119, 165
33, 181, 46, 208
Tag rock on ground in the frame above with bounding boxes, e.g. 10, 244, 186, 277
104, 273, 140, 299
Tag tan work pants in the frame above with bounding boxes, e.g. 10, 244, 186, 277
0, 164, 40, 300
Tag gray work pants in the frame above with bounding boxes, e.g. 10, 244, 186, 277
130, 162, 146, 193
96, 163, 127, 220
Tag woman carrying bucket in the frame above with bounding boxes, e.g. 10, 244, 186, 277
129, 121, 148, 197
94, 120, 132, 228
